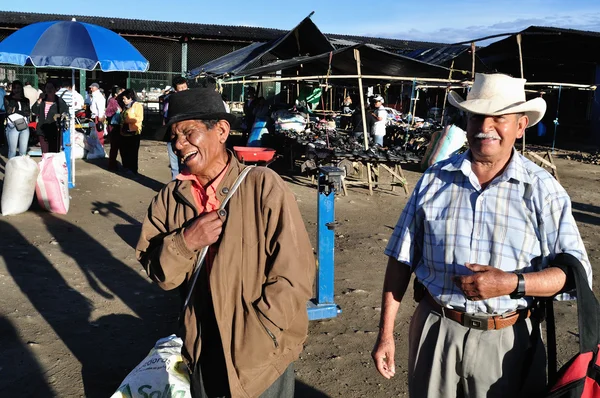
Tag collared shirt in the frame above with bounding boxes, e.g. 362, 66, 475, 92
176, 167, 228, 214
385, 149, 592, 315
177, 165, 229, 278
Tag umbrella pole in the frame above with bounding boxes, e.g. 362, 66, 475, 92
64, 69, 75, 188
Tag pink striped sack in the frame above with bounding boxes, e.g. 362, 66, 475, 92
36, 152, 70, 214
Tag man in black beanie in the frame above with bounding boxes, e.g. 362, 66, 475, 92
137, 87, 315, 398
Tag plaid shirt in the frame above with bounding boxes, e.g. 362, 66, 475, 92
385, 149, 592, 315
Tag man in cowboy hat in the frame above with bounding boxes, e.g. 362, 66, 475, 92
372, 73, 592, 397
136, 87, 315, 398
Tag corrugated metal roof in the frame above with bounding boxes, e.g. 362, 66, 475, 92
0, 11, 284, 42
0, 11, 446, 51
405, 45, 470, 65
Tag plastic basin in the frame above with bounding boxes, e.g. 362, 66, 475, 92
233, 146, 276, 162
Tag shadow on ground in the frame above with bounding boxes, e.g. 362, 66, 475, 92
0, 215, 179, 397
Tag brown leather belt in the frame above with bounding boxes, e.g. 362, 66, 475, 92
425, 292, 532, 331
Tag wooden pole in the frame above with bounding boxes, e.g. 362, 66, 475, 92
221, 75, 596, 90
441, 59, 454, 124
354, 48, 373, 195
471, 42, 476, 79
221, 74, 464, 85
517, 34, 524, 79
516, 33, 525, 153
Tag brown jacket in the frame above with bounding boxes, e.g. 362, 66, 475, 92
136, 154, 315, 397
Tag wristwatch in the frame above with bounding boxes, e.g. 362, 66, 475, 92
510, 273, 526, 299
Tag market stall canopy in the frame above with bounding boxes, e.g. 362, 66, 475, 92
477, 26, 600, 84
405, 45, 490, 74
189, 13, 334, 77
0, 19, 149, 71
227, 44, 451, 84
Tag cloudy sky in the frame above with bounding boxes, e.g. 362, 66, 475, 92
3, 0, 600, 44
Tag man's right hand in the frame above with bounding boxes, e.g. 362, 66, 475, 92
182, 211, 223, 251
372, 335, 396, 379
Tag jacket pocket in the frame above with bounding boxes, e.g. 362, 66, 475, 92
252, 304, 280, 348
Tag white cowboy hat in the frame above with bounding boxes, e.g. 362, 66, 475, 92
448, 73, 546, 127
373, 95, 384, 103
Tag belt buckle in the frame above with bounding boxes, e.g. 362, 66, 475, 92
463, 313, 489, 330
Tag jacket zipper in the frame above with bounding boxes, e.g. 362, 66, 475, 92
253, 305, 279, 348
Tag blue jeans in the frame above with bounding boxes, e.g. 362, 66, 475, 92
374, 135, 384, 146
6, 125, 29, 159
167, 142, 181, 180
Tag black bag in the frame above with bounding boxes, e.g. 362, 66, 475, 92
545, 253, 600, 397
95, 117, 105, 132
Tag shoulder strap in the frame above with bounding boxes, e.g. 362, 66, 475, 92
181, 166, 256, 312
546, 253, 599, 383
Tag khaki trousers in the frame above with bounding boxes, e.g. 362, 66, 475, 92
408, 299, 547, 398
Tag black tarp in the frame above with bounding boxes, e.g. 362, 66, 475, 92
189, 15, 334, 77
228, 44, 450, 84
477, 26, 600, 84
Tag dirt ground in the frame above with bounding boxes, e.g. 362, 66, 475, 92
0, 140, 598, 397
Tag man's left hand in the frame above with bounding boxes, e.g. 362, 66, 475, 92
454, 263, 518, 301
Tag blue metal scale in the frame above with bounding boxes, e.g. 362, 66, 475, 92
307, 166, 344, 321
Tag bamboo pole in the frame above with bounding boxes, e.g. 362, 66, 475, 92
552, 85, 562, 153
441, 59, 455, 124
516, 33, 526, 153
517, 34, 524, 79
221, 74, 464, 85
471, 42, 476, 79
354, 48, 373, 195
220, 74, 596, 91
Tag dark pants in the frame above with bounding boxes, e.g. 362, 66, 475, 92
189, 273, 295, 398
191, 359, 295, 398
107, 125, 121, 171
0, 113, 6, 146
38, 130, 60, 153
119, 134, 140, 174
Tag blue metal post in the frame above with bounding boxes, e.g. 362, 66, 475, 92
307, 167, 343, 321
63, 127, 73, 188
317, 183, 335, 304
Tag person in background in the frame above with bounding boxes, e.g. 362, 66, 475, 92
163, 76, 188, 179
221, 93, 230, 113
55, 80, 73, 108
32, 81, 68, 154
339, 96, 354, 130
370, 95, 388, 146
0, 83, 6, 148
4, 80, 31, 158
89, 82, 106, 146
71, 87, 85, 112
252, 97, 269, 119
118, 89, 144, 174
106, 85, 124, 171
243, 86, 256, 140
23, 81, 41, 120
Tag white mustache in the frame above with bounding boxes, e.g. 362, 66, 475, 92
474, 132, 502, 140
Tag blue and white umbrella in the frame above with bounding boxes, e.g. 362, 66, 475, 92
0, 19, 149, 190
0, 19, 149, 71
